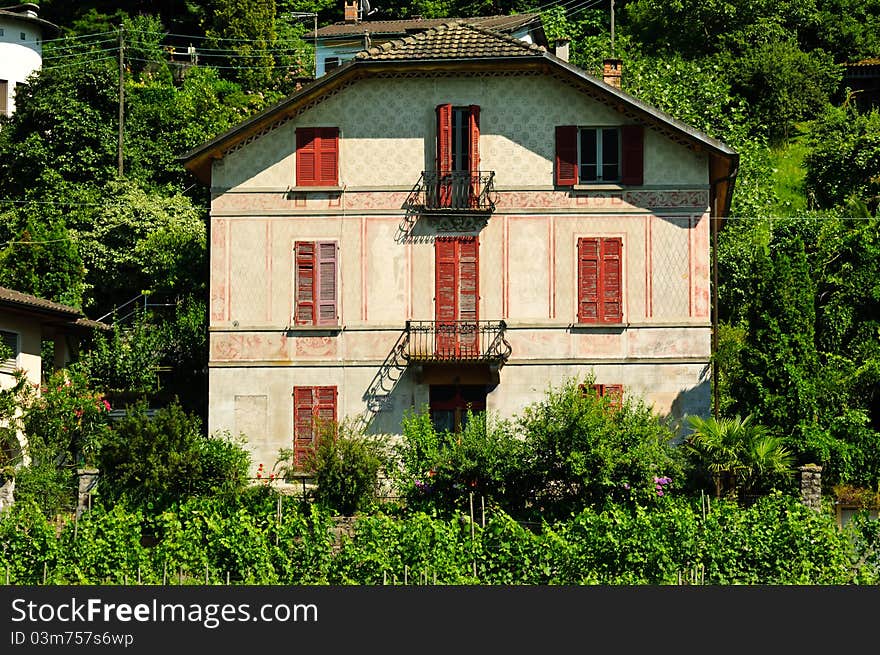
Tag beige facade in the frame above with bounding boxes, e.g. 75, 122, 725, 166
193, 62, 735, 474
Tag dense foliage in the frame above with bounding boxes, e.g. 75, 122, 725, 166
0, 493, 876, 585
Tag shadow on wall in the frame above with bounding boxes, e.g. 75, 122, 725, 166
663, 378, 710, 443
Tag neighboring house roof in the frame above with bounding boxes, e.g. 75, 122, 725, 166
355, 20, 546, 60
182, 20, 738, 219
0, 286, 108, 330
315, 12, 545, 42
846, 58, 880, 67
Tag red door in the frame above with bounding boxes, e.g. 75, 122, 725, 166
435, 236, 479, 358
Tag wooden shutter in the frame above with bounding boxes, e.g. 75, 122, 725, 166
293, 386, 315, 467
458, 236, 479, 356
314, 386, 337, 432
468, 105, 481, 207
601, 238, 623, 322
317, 127, 339, 186
296, 127, 338, 186
603, 384, 624, 410
620, 125, 644, 186
295, 241, 316, 325
296, 128, 317, 186
435, 237, 458, 357
555, 125, 578, 186
578, 237, 623, 323
436, 104, 453, 175
577, 237, 600, 323
316, 241, 337, 325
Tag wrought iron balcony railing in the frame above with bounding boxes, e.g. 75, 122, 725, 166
405, 171, 496, 212
404, 320, 511, 364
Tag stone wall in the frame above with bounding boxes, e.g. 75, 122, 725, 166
799, 464, 823, 511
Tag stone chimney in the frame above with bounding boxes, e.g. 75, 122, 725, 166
344, 0, 358, 23
603, 57, 622, 89
555, 39, 570, 63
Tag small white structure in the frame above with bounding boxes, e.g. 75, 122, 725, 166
0, 3, 59, 117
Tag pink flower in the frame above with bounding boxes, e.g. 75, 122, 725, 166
74, 409, 84, 418
657, 490, 664, 496
102, 399, 111, 411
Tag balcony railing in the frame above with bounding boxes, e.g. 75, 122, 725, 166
406, 171, 496, 212
404, 320, 511, 364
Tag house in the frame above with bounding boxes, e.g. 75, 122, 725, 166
0, 3, 59, 117
313, 1, 548, 77
182, 21, 738, 475
0, 285, 106, 480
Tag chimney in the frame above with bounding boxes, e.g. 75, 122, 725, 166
603, 58, 622, 89
555, 39, 570, 63
344, 0, 358, 23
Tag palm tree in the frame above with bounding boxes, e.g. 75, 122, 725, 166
685, 414, 795, 499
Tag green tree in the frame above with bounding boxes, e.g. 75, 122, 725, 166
805, 104, 880, 213
0, 217, 85, 308
685, 414, 795, 498
97, 400, 250, 510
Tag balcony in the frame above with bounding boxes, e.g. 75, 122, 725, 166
406, 171, 497, 213
404, 320, 511, 365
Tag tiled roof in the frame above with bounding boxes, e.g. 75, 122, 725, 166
315, 13, 541, 38
355, 21, 545, 61
0, 286, 81, 316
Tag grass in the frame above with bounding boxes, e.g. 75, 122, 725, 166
768, 123, 812, 217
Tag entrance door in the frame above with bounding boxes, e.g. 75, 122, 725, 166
435, 236, 479, 358
429, 385, 487, 434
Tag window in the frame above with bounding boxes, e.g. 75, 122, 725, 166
0, 330, 19, 373
20, 32, 26, 41
435, 104, 480, 207
292, 386, 337, 467
579, 383, 624, 410
430, 385, 486, 434
556, 125, 643, 185
294, 241, 337, 326
324, 56, 341, 72
577, 237, 623, 323
295, 127, 339, 186
435, 236, 479, 358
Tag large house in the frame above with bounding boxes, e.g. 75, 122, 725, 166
182, 21, 738, 474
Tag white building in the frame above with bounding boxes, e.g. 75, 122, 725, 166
0, 3, 58, 117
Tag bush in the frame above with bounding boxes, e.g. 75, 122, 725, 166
96, 400, 250, 510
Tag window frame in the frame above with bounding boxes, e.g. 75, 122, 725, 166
578, 126, 621, 183
292, 385, 337, 467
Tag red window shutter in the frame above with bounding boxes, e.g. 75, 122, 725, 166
604, 384, 624, 410
458, 237, 479, 323
293, 386, 315, 467
295, 241, 316, 325
620, 125, 644, 186
578, 237, 600, 323
314, 386, 337, 429
316, 241, 337, 325
468, 105, 481, 206
601, 238, 623, 323
555, 125, 578, 186
296, 128, 317, 186
436, 104, 453, 176
296, 127, 338, 186
318, 127, 339, 186
435, 237, 458, 323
